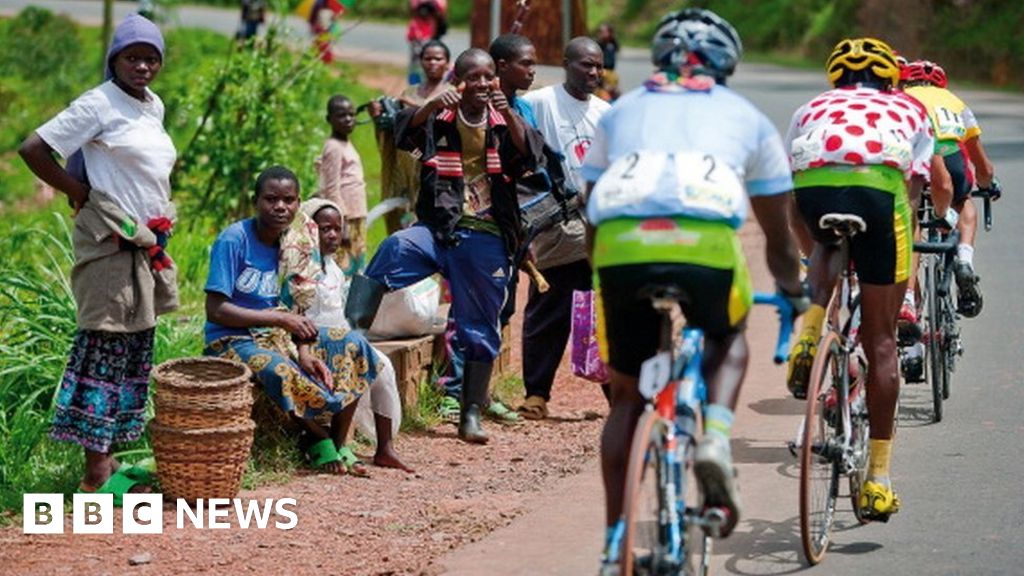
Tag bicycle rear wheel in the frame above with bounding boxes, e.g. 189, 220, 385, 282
620, 411, 672, 576
926, 263, 945, 422
800, 331, 843, 565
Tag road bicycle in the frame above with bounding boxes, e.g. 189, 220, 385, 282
795, 213, 871, 565
608, 288, 793, 576
907, 188, 993, 422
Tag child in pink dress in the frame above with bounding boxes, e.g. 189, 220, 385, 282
316, 94, 367, 274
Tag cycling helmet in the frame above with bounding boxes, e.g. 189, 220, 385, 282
900, 59, 948, 88
651, 8, 742, 81
826, 37, 900, 88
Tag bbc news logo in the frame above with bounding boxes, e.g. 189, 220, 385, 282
23, 494, 298, 534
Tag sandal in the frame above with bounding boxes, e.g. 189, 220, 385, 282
485, 400, 520, 424
307, 438, 343, 474
516, 395, 548, 421
78, 465, 154, 507
337, 445, 371, 478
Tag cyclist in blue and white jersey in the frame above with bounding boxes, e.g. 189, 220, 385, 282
585, 9, 807, 567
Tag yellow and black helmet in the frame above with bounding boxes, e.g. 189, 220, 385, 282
825, 38, 900, 88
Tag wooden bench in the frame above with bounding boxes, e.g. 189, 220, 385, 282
371, 324, 513, 415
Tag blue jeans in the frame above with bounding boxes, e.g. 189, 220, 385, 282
366, 224, 511, 363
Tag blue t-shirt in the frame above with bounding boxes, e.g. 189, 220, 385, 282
582, 84, 793, 229
204, 218, 281, 344
511, 96, 538, 129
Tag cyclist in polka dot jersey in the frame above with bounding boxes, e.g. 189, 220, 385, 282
785, 38, 934, 522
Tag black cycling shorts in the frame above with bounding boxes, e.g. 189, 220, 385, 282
597, 263, 743, 377
795, 185, 912, 285
944, 148, 976, 205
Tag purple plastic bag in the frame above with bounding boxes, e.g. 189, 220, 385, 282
570, 289, 609, 383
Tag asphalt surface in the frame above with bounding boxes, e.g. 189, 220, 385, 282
5, 2, 1023, 574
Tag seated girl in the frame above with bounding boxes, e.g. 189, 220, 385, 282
203, 166, 375, 476
302, 198, 413, 472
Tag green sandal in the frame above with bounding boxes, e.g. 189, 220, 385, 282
337, 445, 371, 478
307, 438, 342, 472
79, 465, 154, 507
485, 400, 520, 424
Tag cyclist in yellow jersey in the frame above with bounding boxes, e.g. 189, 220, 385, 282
901, 60, 1001, 319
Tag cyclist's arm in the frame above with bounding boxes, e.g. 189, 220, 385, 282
963, 136, 994, 188
750, 193, 802, 296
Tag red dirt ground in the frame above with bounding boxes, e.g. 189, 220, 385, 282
0, 273, 610, 576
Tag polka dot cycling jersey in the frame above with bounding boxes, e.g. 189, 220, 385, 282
785, 86, 934, 180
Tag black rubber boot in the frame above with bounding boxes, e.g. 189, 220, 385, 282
459, 361, 493, 444
344, 274, 387, 330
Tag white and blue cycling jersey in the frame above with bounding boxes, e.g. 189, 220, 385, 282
582, 84, 793, 229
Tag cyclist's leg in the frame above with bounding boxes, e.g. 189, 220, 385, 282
848, 184, 912, 519
947, 148, 983, 316
595, 264, 662, 528
678, 255, 751, 538
788, 187, 845, 397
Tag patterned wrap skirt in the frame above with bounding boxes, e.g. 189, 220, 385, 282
50, 328, 156, 453
205, 327, 377, 418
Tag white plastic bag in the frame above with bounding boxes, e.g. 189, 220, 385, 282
367, 277, 445, 339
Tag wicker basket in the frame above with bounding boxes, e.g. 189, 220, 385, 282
150, 420, 255, 501
154, 396, 253, 429
152, 357, 254, 411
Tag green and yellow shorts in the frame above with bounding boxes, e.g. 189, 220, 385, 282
793, 165, 912, 285
592, 217, 752, 377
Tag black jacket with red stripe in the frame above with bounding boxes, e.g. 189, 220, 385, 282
395, 104, 545, 256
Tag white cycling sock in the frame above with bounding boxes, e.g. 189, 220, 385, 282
958, 243, 974, 267
903, 289, 915, 307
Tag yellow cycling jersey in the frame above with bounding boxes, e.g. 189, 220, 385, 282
906, 85, 981, 143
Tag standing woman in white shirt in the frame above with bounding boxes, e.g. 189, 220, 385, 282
18, 15, 177, 499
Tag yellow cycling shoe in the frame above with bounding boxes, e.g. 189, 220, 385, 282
786, 335, 816, 399
858, 480, 901, 522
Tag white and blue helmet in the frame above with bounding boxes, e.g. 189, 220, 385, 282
651, 8, 743, 81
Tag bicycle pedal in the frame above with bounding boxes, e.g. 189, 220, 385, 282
787, 440, 799, 458
700, 507, 727, 538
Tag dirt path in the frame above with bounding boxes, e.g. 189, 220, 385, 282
0, 270, 610, 576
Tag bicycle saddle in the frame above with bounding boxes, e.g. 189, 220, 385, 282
819, 213, 867, 237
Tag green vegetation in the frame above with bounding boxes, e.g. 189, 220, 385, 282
604, 0, 1023, 89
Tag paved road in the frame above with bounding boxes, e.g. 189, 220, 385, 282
444, 68, 1024, 575
7, 2, 1024, 573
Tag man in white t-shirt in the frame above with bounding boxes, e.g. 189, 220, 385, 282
517, 37, 611, 420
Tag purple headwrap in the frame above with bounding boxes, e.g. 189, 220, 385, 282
69, 14, 166, 184
104, 13, 165, 80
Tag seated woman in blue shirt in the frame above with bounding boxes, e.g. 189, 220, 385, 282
204, 165, 377, 476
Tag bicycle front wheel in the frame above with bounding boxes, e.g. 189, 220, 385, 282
800, 331, 843, 565
620, 411, 673, 576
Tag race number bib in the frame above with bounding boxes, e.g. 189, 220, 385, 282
590, 151, 746, 224
933, 106, 966, 141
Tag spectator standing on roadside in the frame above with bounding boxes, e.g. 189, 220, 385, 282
238, 0, 266, 40
595, 23, 620, 101
345, 49, 543, 445
316, 94, 368, 275
428, 32, 542, 424
406, 0, 448, 84
517, 37, 610, 420
371, 39, 453, 235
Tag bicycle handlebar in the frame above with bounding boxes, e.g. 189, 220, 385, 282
971, 188, 994, 231
753, 292, 795, 365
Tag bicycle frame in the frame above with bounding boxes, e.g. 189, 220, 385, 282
614, 292, 793, 575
